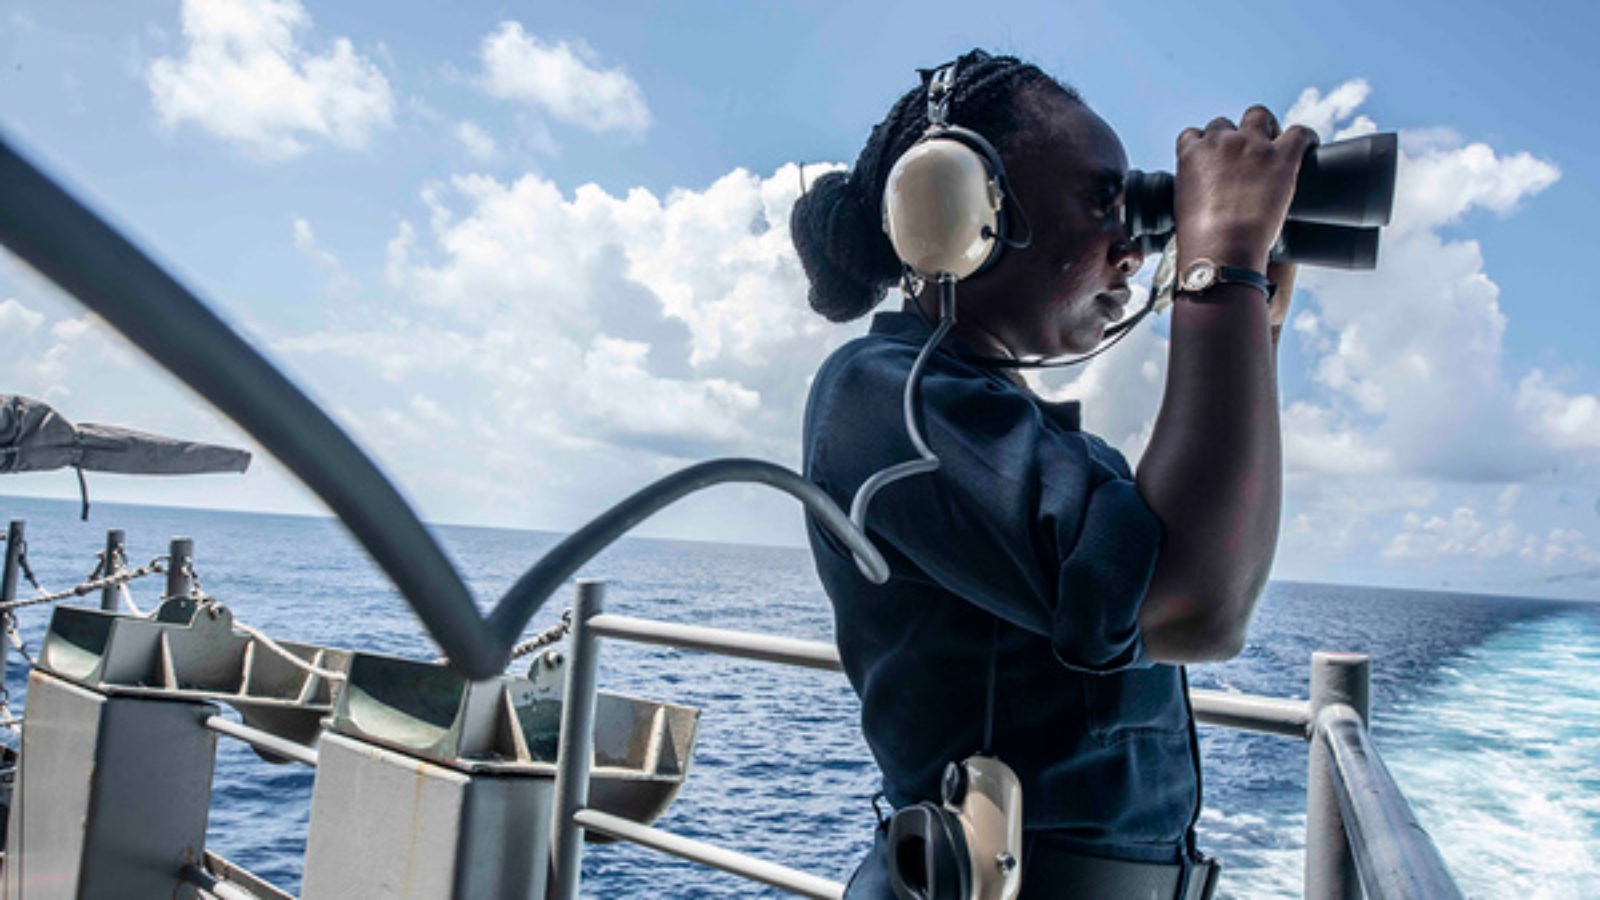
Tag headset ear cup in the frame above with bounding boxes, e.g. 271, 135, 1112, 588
882, 126, 1009, 282
887, 804, 974, 900
934, 807, 973, 899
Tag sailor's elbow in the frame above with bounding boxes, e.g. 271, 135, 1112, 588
1139, 596, 1250, 664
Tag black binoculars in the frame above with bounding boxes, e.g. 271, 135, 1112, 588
1124, 132, 1398, 269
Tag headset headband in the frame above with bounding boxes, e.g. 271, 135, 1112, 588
927, 62, 957, 128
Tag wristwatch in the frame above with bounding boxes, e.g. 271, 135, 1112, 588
1150, 237, 1276, 311
1177, 257, 1276, 302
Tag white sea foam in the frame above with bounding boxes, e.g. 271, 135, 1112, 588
1205, 814, 1305, 897
1202, 808, 1306, 899
1382, 612, 1600, 900
1212, 610, 1600, 899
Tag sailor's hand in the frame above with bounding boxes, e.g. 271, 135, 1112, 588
1174, 106, 1318, 273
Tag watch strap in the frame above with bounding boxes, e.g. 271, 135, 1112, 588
1216, 264, 1276, 302
1182, 260, 1276, 303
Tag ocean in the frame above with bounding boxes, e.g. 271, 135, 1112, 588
2, 494, 1596, 899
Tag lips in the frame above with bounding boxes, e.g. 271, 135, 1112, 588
1096, 286, 1131, 321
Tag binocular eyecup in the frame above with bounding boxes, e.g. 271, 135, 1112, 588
1125, 131, 1398, 270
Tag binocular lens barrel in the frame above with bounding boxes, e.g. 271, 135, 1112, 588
1134, 221, 1382, 270
1124, 132, 1397, 270
1290, 132, 1397, 228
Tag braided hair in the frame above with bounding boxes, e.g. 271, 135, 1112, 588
791, 50, 1081, 322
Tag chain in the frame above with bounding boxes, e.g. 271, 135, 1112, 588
15, 539, 41, 593
430, 608, 573, 667
509, 609, 573, 661
0, 557, 165, 612
83, 550, 104, 584
5, 612, 33, 666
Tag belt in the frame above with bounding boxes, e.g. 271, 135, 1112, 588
1019, 843, 1220, 900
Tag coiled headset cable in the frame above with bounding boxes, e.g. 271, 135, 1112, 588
846, 275, 957, 579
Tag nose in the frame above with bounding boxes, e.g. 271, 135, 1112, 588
1110, 236, 1143, 277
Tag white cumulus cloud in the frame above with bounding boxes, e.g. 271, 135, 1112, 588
1515, 370, 1600, 451
478, 23, 649, 135
147, 0, 394, 160
1393, 140, 1561, 235
271, 163, 852, 537
1382, 503, 1599, 570
1287, 82, 1568, 483
0, 297, 45, 334
291, 216, 358, 298
1282, 402, 1395, 476
454, 120, 499, 162
1286, 80, 1372, 139
1383, 505, 1520, 562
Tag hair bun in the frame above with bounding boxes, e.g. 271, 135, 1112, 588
790, 171, 900, 323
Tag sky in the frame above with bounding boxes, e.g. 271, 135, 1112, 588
1, 0, 1597, 600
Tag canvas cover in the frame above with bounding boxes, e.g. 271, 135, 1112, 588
0, 394, 250, 475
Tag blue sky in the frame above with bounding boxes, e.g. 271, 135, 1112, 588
2, 0, 1597, 599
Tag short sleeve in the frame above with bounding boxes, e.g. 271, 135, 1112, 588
1050, 476, 1162, 671
809, 346, 1162, 673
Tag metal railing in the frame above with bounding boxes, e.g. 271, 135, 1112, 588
546, 580, 1463, 900
1, 522, 1461, 898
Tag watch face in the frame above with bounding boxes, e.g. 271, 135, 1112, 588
1181, 260, 1217, 292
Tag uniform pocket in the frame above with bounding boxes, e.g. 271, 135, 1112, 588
1079, 664, 1189, 744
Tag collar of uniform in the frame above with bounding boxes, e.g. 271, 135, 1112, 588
868, 311, 1082, 432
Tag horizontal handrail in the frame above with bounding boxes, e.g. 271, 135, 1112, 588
1317, 705, 1464, 900
587, 614, 846, 672
589, 613, 1318, 738
203, 715, 319, 767
574, 808, 845, 900
1190, 689, 1312, 739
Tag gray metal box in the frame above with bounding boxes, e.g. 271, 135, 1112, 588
2, 669, 217, 899
301, 731, 553, 899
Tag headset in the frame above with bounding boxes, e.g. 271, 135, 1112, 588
886, 753, 1025, 900
879, 55, 1156, 367
881, 59, 1031, 282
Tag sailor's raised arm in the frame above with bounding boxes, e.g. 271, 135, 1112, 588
1134, 106, 1318, 662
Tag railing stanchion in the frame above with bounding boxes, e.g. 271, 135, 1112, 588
549, 579, 605, 900
2, 520, 24, 675
1306, 651, 1370, 900
167, 537, 193, 600
101, 529, 124, 611
164, 534, 196, 621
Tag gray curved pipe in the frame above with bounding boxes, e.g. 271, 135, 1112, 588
0, 135, 887, 679
491, 458, 887, 639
